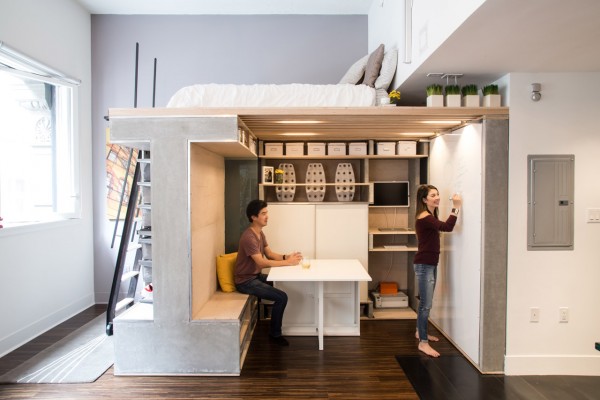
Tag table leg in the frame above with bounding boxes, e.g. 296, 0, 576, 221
318, 281, 324, 350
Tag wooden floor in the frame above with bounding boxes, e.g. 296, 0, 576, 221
1, 305, 599, 400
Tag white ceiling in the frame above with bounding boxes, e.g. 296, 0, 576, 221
398, 0, 600, 104
76, 0, 600, 105
75, 0, 375, 15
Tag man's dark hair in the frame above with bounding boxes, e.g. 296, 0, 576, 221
246, 199, 268, 223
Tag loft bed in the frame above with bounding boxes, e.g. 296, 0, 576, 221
106, 44, 509, 376
168, 44, 396, 109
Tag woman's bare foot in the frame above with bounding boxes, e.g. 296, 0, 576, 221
415, 331, 439, 342
418, 342, 440, 357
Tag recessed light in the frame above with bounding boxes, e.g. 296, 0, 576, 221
279, 132, 320, 136
421, 120, 462, 125
276, 120, 323, 124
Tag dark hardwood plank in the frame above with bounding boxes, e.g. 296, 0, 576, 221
2, 306, 600, 400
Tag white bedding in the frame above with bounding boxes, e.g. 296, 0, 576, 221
167, 83, 377, 108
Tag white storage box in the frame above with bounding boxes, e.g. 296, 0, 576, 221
377, 142, 396, 156
285, 142, 304, 156
307, 142, 326, 156
348, 142, 367, 155
264, 142, 283, 156
327, 142, 346, 156
396, 141, 417, 156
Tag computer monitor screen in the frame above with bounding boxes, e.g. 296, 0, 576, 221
373, 181, 409, 207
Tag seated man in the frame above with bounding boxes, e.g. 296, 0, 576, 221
234, 199, 301, 346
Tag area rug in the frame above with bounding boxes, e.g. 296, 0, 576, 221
395, 354, 505, 400
0, 314, 113, 383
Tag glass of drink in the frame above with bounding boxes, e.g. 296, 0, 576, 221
301, 258, 311, 269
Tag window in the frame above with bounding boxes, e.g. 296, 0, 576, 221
0, 43, 80, 227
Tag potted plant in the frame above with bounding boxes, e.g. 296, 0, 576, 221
445, 85, 461, 107
426, 84, 443, 107
462, 84, 479, 107
483, 84, 501, 107
388, 90, 401, 106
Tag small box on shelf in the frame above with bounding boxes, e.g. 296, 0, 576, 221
264, 142, 283, 156
307, 142, 326, 156
376, 142, 395, 156
249, 135, 257, 155
396, 141, 416, 156
285, 142, 304, 156
327, 143, 346, 156
349, 142, 367, 155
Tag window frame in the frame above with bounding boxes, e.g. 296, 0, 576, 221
0, 43, 81, 230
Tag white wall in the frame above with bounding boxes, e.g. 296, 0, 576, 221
367, 0, 403, 88
389, 0, 485, 86
0, 0, 94, 357
506, 72, 600, 375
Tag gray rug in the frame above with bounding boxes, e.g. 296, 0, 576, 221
0, 314, 113, 384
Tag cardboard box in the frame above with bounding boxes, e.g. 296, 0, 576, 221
397, 141, 417, 156
307, 142, 326, 156
377, 142, 395, 156
285, 142, 304, 156
264, 142, 283, 156
327, 142, 346, 156
348, 142, 367, 155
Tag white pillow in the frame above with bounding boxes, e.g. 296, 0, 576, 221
375, 48, 398, 91
338, 54, 369, 84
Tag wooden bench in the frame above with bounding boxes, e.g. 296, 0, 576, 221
193, 291, 258, 371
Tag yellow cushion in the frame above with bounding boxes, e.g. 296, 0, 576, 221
216, 252, 238, 292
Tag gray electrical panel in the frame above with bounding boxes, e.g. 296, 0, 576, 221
527, 155, 574, 250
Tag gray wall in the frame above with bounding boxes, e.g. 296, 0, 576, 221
91, 14, 368, 301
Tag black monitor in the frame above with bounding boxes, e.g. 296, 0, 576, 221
372, 181, 409, 207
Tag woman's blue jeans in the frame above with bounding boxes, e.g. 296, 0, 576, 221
414, 263, 437, 342
236, 273, 288, 338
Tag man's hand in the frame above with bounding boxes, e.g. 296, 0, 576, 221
285, 251, 302, 265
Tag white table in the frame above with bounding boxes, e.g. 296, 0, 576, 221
267, 259, 371, 350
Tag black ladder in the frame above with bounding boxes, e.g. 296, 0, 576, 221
106, 150, 153, 336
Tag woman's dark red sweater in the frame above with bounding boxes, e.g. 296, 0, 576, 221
414, 214, 457, 266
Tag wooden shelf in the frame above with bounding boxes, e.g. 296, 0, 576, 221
260, 154, 427, 160
370, 308, 417, 320
260, 182, 370, 187
369, 246, 418, 252
369, 228, 415, 235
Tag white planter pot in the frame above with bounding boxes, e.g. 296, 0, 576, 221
463, 94, 480, 107
446, 94, 461, 107
483, 94, 501, 107
427, 95, 444, 107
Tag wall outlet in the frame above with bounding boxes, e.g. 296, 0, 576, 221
587, 208, 600, 223
530, 307, 540, 322
559, 307, 569, 323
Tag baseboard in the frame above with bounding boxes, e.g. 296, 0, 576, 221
0, 294, 94, 358
505, 355, 600, 375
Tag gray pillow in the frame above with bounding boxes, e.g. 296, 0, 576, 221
375, 48, 398, 90
363, 44, 385, 87
339, 54, 369, 84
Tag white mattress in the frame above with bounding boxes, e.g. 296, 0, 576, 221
167, 83, 376, 108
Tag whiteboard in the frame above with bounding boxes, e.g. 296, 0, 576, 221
429, 123, 482, 365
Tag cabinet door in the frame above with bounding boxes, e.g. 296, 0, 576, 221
262, 204, 315, 257
315, 204, 369, 303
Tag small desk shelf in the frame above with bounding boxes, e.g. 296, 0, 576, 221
368, 228, 417, 252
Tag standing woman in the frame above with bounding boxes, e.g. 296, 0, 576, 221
413, 184, 462, 357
